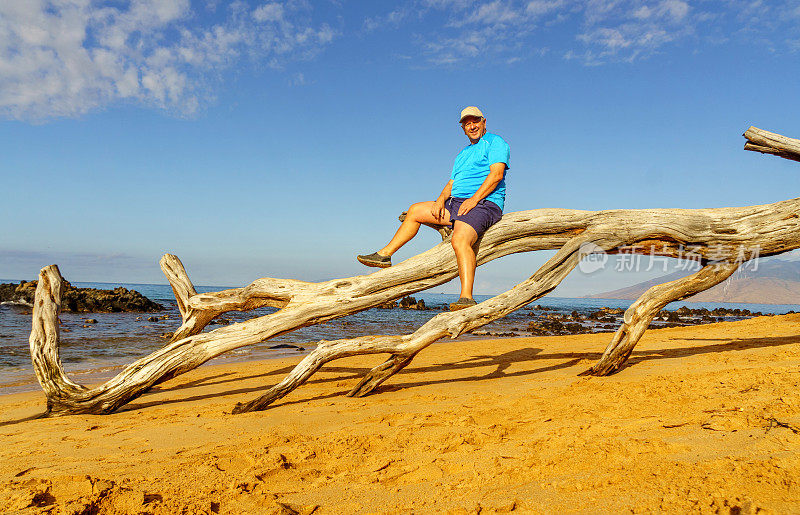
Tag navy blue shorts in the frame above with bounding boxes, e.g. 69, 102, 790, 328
445, 197, 503, 236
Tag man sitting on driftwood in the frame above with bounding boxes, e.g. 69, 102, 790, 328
357, 106, 510, 311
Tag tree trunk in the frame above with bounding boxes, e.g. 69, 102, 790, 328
28, 127, 800, 416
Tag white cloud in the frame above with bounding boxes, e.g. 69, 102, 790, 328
633, 5, 653, 19
0, 0, 337, 121
363, 7, 414, 32
659, 0, 689, 20
404, 0, 538, 63
253, 2, 284, 22
574, 0, 695, 63
289, 71, 307, 85
579, 27, 631, 50
405, 0, 701, 64
452, 0, 522, 26
368, 0, 800, 65
422, 0, 476, 8
424, 31, 485, 64
526, 0, 566, 16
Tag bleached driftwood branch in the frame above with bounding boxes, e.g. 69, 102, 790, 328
744, 126, 800, 163
29, 127, 800, 416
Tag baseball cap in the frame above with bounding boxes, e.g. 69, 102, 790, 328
459, 106, 484, 123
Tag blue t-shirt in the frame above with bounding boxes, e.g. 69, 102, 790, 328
450, 132, 510, 210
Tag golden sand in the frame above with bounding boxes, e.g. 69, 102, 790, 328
2, 315, 800, 513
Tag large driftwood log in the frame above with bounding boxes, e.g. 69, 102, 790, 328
29, 127, 800, 416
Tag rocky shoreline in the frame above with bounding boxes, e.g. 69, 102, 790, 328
365, 295, 781, 339
355, 295, 782, 339
470, 304, 776, 338
0, 280, 163, 313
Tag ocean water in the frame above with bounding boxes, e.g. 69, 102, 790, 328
1, 279, 798, 394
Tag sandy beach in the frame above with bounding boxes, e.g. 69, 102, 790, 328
2, 315, 800, 514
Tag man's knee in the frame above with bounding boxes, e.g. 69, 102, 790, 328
406, 202, 427, 221
451, 227, 477, 250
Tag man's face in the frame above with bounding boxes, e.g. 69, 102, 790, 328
461, 116, 486, 143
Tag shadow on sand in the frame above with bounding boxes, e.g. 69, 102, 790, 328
120, 333, 800, 413
3, 334, 796, 423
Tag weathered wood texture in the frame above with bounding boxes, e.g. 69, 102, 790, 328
29, 127, 800, 416
744, 126, 800, 163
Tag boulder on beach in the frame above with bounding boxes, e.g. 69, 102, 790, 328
527, 319, 590, 336
399, 296, 427, 310
0, 280, 164, 313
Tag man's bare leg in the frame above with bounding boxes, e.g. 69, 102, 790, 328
451, 221, 479, 299
378, 201, 450, 257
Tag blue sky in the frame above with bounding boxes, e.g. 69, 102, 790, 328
1, 0, 799, 296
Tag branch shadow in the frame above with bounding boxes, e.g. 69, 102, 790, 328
148, 364, 375, 393
621, 334, 800, 370
0, 412, 47, 427
120, 334, 800, 414
123, 349, 552, 412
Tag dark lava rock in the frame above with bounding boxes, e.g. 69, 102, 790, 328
470, 330, 519, 337
527, 319, 591, 336
377, 300, 397, 309
269, 344, 305, 351
147, 316, 160, 322
1, 280, 163, 313
84, 319, 98, 324
588, 307, 624, 320
399, 296, 426, 310
399, 296, 416, 308
589, 312, 618, 322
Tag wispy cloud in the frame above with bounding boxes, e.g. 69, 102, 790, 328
411, 0, 544, 64
366, 0, 800, 66
363, 6, 415, 32
449, 0, 524, 26
0, 0, 337, 121
571, 0, 696, 63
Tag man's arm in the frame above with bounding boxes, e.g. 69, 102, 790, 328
431, 179, 453, 221
457, 162, 506, 216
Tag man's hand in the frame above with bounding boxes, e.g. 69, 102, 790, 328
431, 198, 447, 222
458, 197, 479, 216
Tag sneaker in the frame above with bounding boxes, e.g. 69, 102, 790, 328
357, 252, 392, 268
449, 297, 477, 311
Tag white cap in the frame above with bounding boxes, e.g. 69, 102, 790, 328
459, 106, 484, 122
